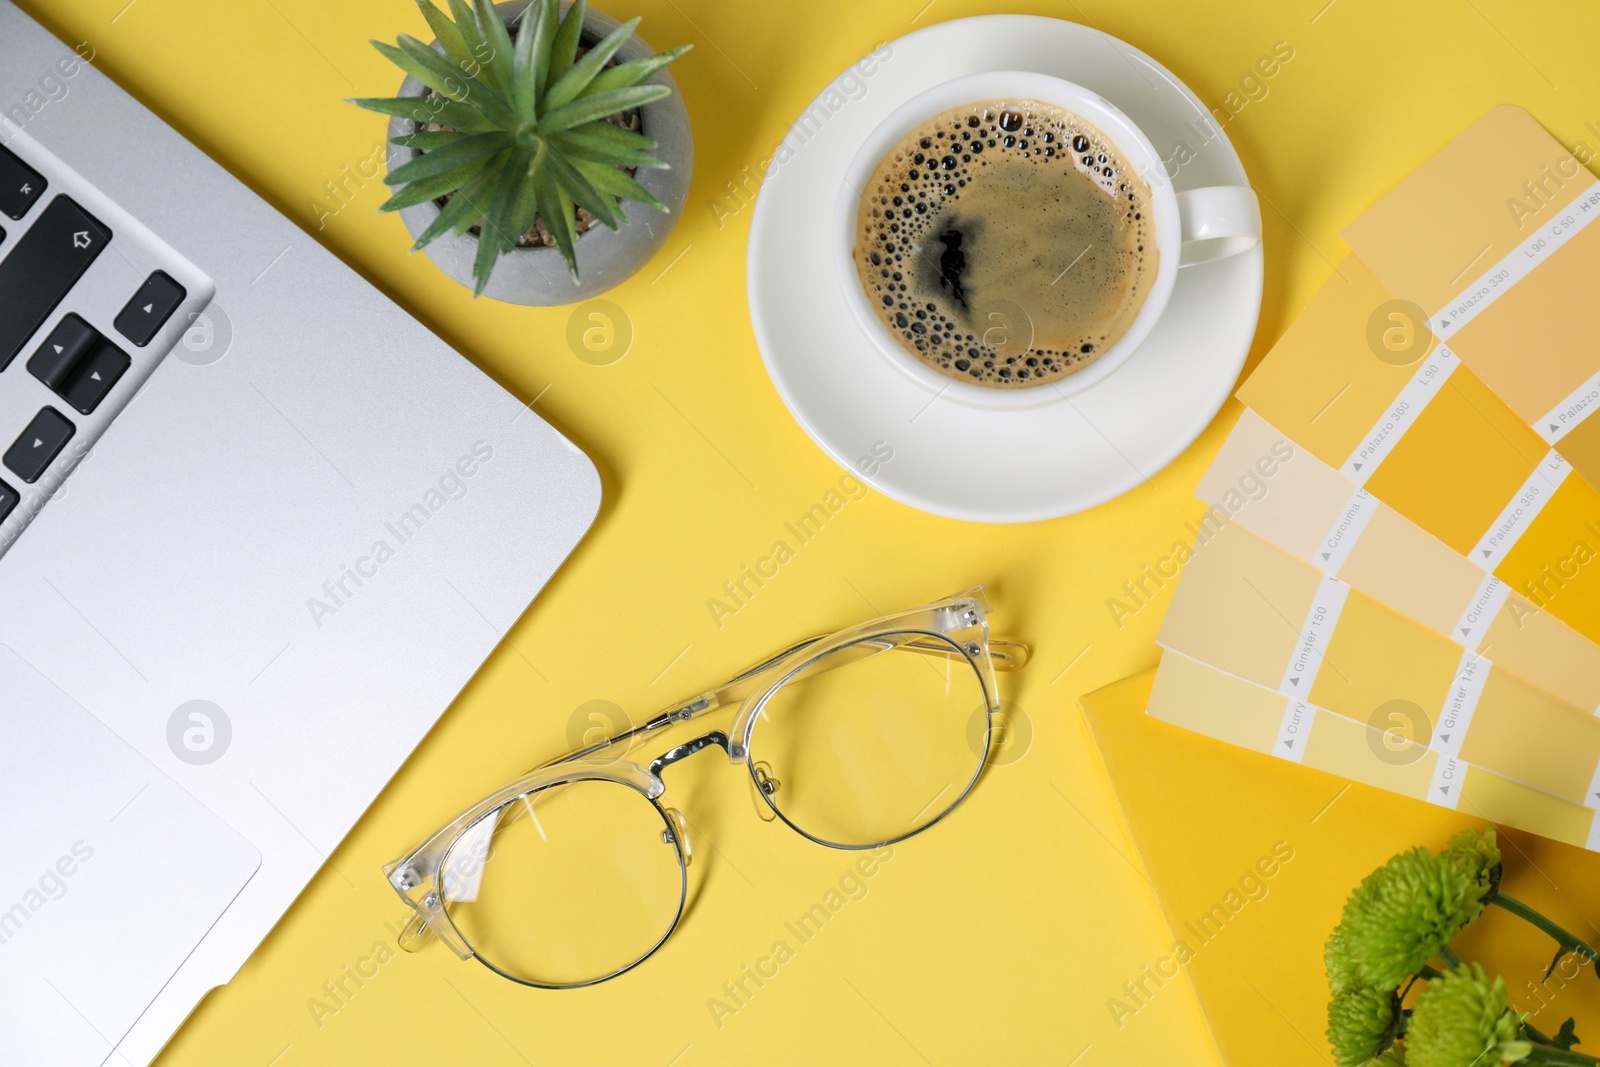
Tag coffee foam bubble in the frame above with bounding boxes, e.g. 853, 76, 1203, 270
853, 100, 1157, 388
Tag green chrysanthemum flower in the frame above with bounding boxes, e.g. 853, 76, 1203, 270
1407, 964, 1531, 1067
1328, 984, 1399, 1067
1328, 846, 1486, 991
1441, 827, 1500, 902
1327, 922, 1361, 993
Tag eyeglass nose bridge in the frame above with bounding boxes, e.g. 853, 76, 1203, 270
647, 730, 731, 777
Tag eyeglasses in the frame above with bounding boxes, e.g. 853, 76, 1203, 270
383, 587, 1028, 988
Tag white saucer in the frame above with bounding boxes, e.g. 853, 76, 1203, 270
747, 15, 1264, 523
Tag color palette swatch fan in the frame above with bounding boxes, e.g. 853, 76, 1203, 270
1151, 106, 1600, 853
1084, 105, 1600, 1064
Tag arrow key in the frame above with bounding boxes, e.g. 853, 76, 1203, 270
60, 338, 130, 415
114, 270, 185, 347
4, 407, 74, 484
25, 313, 98, 383
26, 314, 131, 413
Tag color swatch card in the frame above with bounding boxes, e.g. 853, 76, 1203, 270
1156, 519, 1600, 807
1199, 407, 1600, 713
1236, 253, 1600, 645
1344, 106, 1600, 486
1147, 651, 1600, 853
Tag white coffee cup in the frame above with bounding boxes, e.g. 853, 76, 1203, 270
834, 71, 1261, 409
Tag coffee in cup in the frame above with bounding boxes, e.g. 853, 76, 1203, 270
852, 100, 1156, 388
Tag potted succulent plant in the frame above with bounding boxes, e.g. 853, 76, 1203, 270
352, 0, 692, 304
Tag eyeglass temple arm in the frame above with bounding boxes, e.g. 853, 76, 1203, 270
904, 636, 1029, 671
543, 633, 1028, 768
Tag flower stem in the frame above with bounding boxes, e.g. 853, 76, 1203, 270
1439, 945, 1463, 970
1520, 1047, 1600, 1065
1491, 893, 1600, 967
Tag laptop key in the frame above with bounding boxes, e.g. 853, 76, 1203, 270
0, 145, 46, 220
26, 313, 99, 388
60, 340, 130, 415
4, 407, 75, 484
0, 197, 110, 370
114, 270, 186, 346
27, 314, 130, 414
0, 480, 17, 524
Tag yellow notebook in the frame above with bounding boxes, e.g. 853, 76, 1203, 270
1080, 669, 1600, 1067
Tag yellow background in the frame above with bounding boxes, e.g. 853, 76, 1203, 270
19, 0, 1600, 1063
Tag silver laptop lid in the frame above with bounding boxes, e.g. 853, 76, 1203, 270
0, 4, 602, 1062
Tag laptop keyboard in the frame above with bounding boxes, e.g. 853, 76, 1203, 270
0, 134, 210, 553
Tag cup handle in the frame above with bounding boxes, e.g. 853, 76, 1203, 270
1175, 185, 1261, 267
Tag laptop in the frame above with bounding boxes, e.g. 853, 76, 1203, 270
0, 4, 602, 1064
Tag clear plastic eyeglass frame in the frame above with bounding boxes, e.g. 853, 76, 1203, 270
382, 586, 1029, 988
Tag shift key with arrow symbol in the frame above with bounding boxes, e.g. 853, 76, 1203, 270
0, 196, 110, 371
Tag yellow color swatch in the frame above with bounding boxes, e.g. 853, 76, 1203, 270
1451, 221, 1600, 421
1199, 410, 1600, 712
1235, 260, 1420, 467
1157, 520, 1319, 689
1339, 507, 1478, 636
1158, 521, 1600, 803
1142, 653, 1599, 849
1363, 369, 1545, 555
1494, 475, 1600, 642
1305, 592, 1459, 730
1342, 106, 1593, 313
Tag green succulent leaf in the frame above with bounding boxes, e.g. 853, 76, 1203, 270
349, 95, 500, 133
392, 35, 518, 125
552, 128, 665, 170
525, 0, 559, 100
472, 0, 517, 98
370, 38, 467, 101
415, 0, 476, 68
384, 131, 512, 185
542, 17, 638, 111
538, 146, 621, 230
351, 95, 447, 125
546, 0, 587, 91
446, 0, 484, 60
473, 148, 528, 294
509, 0, 543, 116
538, 85, 669, 133
377, 159, 487, 211
567, 119, 657, 150
389, 130, 470, 149
410, 159, 501, 248
568, 155, 662, 213
505, 160, 542, 250
582, 44, 690, 97
445, 145, 513, 238
533, 175, 579, 279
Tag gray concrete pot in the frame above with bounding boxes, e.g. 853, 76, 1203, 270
386, 1, 692, 305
